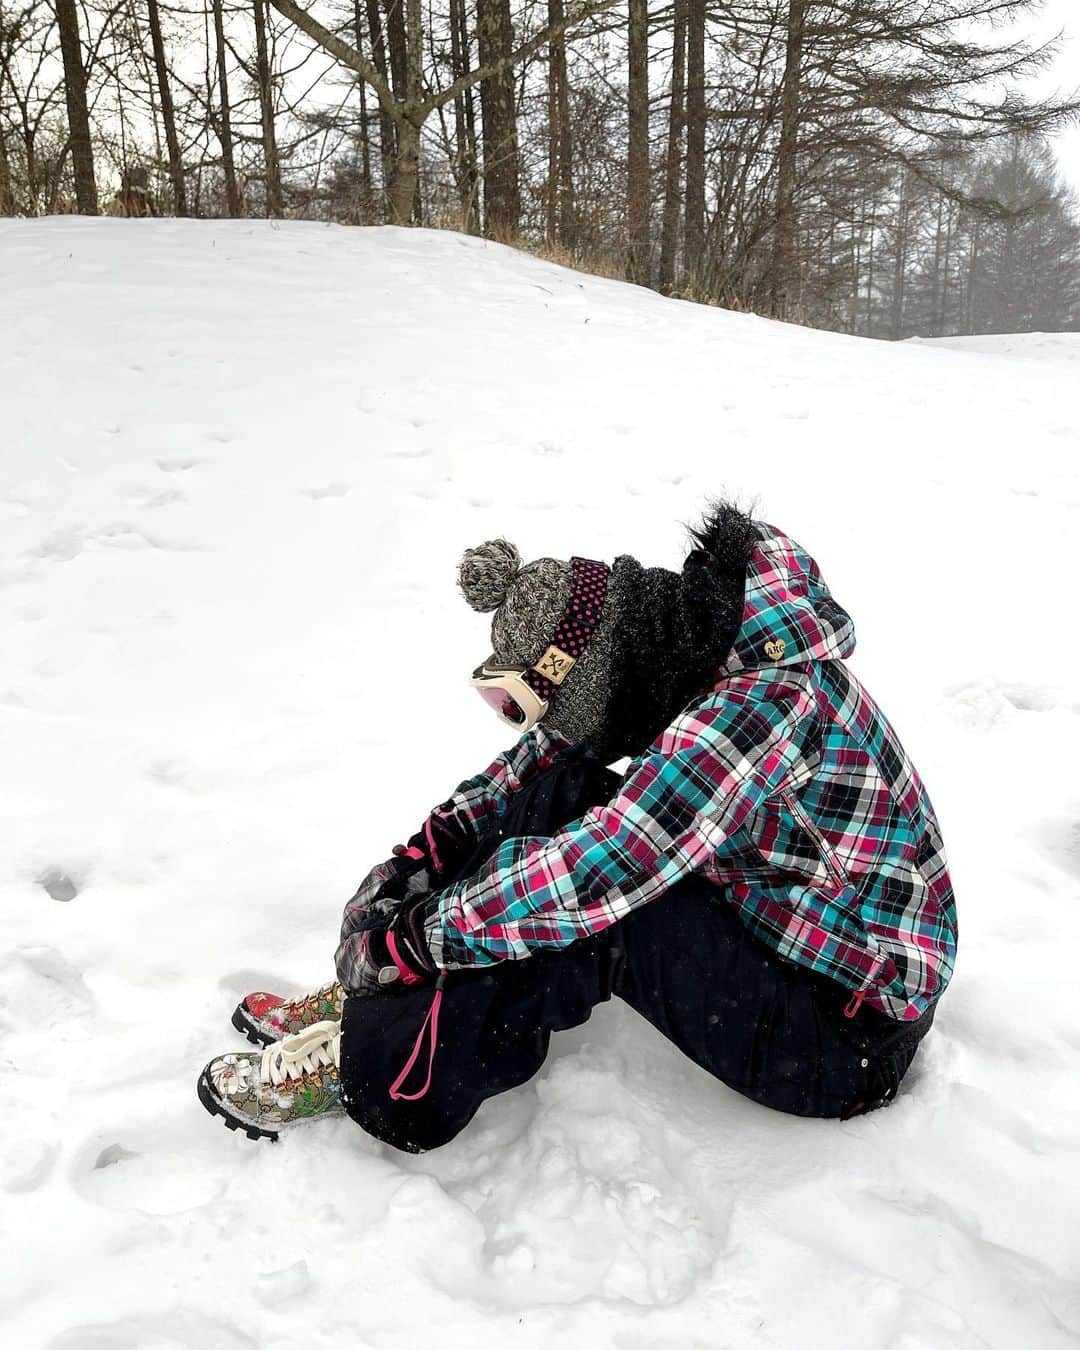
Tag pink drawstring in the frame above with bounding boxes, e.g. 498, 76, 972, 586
389, 973, 447, 1102
424, 816, 442, 876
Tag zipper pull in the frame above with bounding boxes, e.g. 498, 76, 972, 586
844, 988, 868, 1019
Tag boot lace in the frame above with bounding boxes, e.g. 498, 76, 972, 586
281, 980, 342, 1013
260, 1019, 341, 1088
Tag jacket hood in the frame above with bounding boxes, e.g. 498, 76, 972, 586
720, 522, 855, 676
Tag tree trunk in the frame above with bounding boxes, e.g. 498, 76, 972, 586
546, 0, 562, 244
253, 0, 283, 217
0, 117, 13, 215
966, 220, 980, 333
626, 0, 649, 284
213, 0, 242, 215
146, 0, 187, 215
683, 0, 705, 287
937, 197, 954, 336
545, 0, 574, 248
364, 0, 396, 209
407, 0, 423, 221
383, 0, 407, 100
389, 116, 418, 224
862, 196, 875, 336
55, 0, 98, 214
658, 0, 686, 293
450, 0, 479, 232
351, 1, 372, 209
770, 0, 807, 318
890, 168, 909, 339
477, 0, 520, 240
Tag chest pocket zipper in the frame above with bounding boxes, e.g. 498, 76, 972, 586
780, 787, 850, 887
780, 788, 880, 1019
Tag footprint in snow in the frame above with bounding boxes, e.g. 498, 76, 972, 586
302, 482, 350, 500
126, 484, 184, 509
73, 1123, 226, 1215
38, 867, 78, 902
156, 456, 205, 473
0, 945, 96, 1027
999, 682, 1058, 712
216, 968, 298, 997
30, 527, 84, 562
45, 1312, 257, 1350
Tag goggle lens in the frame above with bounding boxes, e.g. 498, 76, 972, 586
475, 683, 526, 725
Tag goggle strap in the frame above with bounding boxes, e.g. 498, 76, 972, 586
521, 557, 609, 704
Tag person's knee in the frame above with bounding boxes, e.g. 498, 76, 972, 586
339, 1086, 468, 1153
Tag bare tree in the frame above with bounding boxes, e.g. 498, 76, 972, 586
146, 0, 186, 213
212, 0, 241, 215
626, 0, 648, 282
55, 0, 97, 211
658, 0, 686, 292
267, 0, 619, 224
682, 0, 703, 285
477, 0, 519, 236
253, 0, 283, 215
545, 0, 572, 247
770, 0, 805, 317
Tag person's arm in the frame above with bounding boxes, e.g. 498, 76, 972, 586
336, 725, 577, 990
389, 723, 573, 881
422, 673, 820, 969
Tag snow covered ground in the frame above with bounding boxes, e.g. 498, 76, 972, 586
2, 218, 1079, 1350
916, 329, 1080, 369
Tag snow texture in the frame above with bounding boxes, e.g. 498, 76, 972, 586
2, 219, 1079, 1349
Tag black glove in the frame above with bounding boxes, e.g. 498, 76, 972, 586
344, 846, 432, 920
335, 894, 436, 996
397, 807, 475, 883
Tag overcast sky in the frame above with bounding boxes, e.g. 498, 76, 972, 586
1034, 0, 1080, 193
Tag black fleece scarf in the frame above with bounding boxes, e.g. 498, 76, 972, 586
591, 503, 758, 762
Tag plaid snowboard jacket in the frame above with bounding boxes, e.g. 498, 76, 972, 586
418, 524, 957, 1022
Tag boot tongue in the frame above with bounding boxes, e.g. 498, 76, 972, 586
263, 1020, 340, 1084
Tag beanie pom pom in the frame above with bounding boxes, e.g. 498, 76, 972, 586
458, 539, 522, 612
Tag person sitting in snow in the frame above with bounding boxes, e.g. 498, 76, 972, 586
197, 502, 957, 1148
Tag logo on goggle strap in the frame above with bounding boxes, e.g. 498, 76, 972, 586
534, 645, 576, 685
764, 638, 786, 661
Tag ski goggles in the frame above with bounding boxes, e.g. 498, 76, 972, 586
470, 662, 549, 731
470, 557, 610, 733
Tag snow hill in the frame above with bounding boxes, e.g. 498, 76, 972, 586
916, 330, 1080, 369
2, 219, 1079, 1350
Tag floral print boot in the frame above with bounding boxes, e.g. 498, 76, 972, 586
198, 1019, 343, 1141
232, 980, 344, 1046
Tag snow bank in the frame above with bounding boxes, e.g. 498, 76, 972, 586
916, 330, 1080, 369
2, 219, 1078, 1349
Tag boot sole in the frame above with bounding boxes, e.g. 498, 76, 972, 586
231, 1003, 275, 1047
197, 1067, 279, 1142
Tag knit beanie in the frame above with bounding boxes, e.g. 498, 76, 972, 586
458, 501, 758, 759
458, 541, 614, 746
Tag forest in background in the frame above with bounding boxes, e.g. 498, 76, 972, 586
2, 0, 1080, 336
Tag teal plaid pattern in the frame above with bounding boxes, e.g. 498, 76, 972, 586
418, 525, 956, 1023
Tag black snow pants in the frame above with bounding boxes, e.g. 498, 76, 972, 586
339, 749, 936, 1153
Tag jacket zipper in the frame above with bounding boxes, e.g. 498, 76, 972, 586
780, 788, 877, 1018
780, 788, 850, 887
